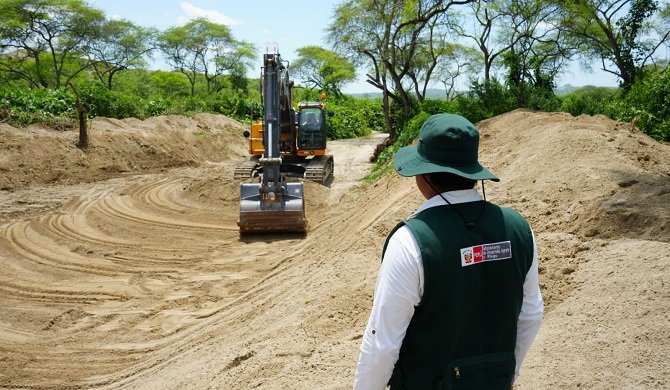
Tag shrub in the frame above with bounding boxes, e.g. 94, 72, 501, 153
524, 86, 562, 112
454, 79, 516, 124
560, 86, 620, 116
420, 98, 456, 115
203, 90, 259, 122
78, 82, 144, 119
326, 102, 370, 139
147, 98, 170, 117
607, 71, 670, 142
0, 87, 76, 127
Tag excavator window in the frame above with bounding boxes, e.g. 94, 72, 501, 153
298, 109, 325, 150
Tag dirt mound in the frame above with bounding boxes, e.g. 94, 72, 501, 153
0, 110, 668, 389
477, 110, 669, 242
0, 113, 247, 191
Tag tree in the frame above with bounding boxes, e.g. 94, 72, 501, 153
660, 2, 670, 59
453, 1, 568, 89
328, 0, 475, 141
452, 1, 514, 86
87, 19, 157, 90
404, 15, 455, 102
433, 43, 481, 100
221, 41, 256, 93
158, 18, 255, 96
558, 0, 670, 90
498, 0, 569, 107
149, 71, 191, 97
68, 82, 87, 149
0, 0, 105, 89
291, 46, 356, 97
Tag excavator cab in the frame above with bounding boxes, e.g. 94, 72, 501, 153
298, 107, 326, 150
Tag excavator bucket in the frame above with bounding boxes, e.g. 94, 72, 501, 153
238, 182, 306, 234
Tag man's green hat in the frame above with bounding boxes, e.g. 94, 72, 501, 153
393, 114, 499, 182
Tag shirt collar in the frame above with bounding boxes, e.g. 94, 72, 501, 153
412, 188, 484, 217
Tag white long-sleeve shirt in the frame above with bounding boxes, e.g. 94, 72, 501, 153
353, 189, 544, 390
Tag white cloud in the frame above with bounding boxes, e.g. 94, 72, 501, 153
180, 2, 239, 25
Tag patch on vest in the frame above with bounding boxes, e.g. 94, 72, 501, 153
460, 241, 512, 267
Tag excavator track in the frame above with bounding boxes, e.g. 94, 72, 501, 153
304, 155, 334, 185
234, 156, 260, 180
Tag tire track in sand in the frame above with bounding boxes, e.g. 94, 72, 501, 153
0, 136, 385, 389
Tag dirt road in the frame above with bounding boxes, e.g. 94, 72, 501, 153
1, 110, 669, 389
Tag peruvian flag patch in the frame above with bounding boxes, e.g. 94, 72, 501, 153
460, 241, 512, 267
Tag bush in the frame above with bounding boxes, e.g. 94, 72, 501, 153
560, 86, 620, 116
353, 97, 386, 132
376, 111, 431, 165
78, 82, 145, 119
454, 79, 516, 124
202, 90, 260, 122
524, 86, 562, 112
0, 87, 76, 127
147, 98, 170, 117
607, 71, 670, 142
420, 98, 457, 115
326, 101, 371, 139
290, 92, 380, 140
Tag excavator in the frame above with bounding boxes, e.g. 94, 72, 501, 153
236, 44, 334, 234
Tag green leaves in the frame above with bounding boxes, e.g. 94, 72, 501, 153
0, 87, 75, 127
560, 0, 667, 89
292, 46, 356, 97
157, 18, 255, 96
608, 70, 670, 141
0, 0, 106, 89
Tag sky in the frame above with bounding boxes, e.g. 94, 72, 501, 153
88, 0, 620, 94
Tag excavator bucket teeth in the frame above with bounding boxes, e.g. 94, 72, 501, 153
238, 182, 306, 234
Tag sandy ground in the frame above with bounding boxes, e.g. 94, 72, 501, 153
0, 109, 668, 389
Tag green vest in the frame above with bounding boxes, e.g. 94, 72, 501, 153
385, 201, 534, 390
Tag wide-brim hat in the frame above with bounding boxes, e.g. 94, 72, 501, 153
393, 114, 499, 181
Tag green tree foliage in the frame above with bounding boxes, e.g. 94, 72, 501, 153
330, 96, 386, 139
291, 46, 356, 98
327, 0, 476, 141
87, 19, 157, 90
453, 0, 516, 85
558, 0, 670, 90
404, 18, 480, 102
0, 0, 106, 89
293, 88, 380, 140
559, 86, 620, 116
456, 78, 516, 123
157, 18, 255, 96
433, 43, 481, 100
453, 0, 570, 106
0, 86, 75, 125
501, 0, 568, 107
607, 70, 670, 141
2, 0, 669, 151
373, 111, 432, 171
503, 50, 562, 111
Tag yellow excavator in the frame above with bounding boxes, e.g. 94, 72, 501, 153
236, 44, 334, 234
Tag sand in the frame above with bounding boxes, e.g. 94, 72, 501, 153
0, 109, 668, 389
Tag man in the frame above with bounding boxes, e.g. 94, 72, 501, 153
353, 114, 543, 390
304, 112, 319, 126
